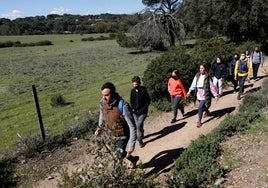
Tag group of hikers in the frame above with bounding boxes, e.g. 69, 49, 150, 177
94, 46, 264, 169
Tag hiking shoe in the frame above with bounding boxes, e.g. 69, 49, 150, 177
139, 142, 145, 148
181, 108, 185, 116
129, 156, 139, 169
170, 119, 176, 123
196, 121, 202, 128
203, 111, 210, 118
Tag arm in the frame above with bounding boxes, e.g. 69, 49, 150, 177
179, 79, 187, 99
247, 60, 251, 79
187, 76, 197, 95
221, 64, 227, 79
95, 103, 104, 136
234, 61, 238, 80
122, 104, 137, 153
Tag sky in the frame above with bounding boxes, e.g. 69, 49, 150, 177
0, 0, 147, 20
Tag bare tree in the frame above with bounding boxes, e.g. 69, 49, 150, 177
129, 0, 185, 50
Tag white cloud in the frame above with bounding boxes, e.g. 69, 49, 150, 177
0, 10, 23, 20
50, 7, 72, 15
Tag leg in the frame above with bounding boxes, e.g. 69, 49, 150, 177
255, 63, 260, 80
238, 76, 246, 100
171, 96, 180, 123
197, 100, 206, 127
134, 114, 146, 147
116, 138, 139, 168
218, 78, 223, 96
213, 77, 219, 95
231, 75, 237, 92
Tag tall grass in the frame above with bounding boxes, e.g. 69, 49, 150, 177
0, 34, 159, 152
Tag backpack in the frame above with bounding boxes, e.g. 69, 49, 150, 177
238, 60, 248, 73
100, 98, 124, 115
251, 51, 262, 63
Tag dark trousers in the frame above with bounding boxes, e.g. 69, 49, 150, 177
238, 75, 247, 95
171, 96, 184, 120
230, 74, 238, 91
252, 63, 261, 80
115, 138, 136, 162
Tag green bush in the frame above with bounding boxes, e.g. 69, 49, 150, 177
192, 38, 236, 66
0, 157, 17, 187
50, 93, 66, 107
143, 46, 196, 111
58, 129, 158, 187
116, 32, 136, 48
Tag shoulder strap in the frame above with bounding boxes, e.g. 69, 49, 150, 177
118, 98, 124, 115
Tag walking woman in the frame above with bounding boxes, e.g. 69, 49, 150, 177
168, 70, 187, 123
187, 63, 219, 128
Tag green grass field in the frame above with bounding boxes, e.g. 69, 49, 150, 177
0, 34, 159, 152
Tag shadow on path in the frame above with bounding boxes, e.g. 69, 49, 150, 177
202, 106, 236, 124
144, 122, 186, 144
142, 147, 185, 177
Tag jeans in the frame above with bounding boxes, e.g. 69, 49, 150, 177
238, 75, 247, 95
133, 113, 147, 144
198, 100, 209, 122
171, 96, 183, 120
252, 63, 261, 80
115, 137, 136, 162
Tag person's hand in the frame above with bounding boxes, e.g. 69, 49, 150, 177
186, 92, 190, 98
215, 96, 219, 101
127, 147, 134, 154
234, 76, 237, 80
94, 128, 101, 136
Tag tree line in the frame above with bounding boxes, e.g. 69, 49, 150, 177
0, 0, 267, 45
0, 13, 147, 35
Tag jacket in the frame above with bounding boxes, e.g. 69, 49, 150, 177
168, 77, 187, 98
98, 94, 136, 150
212, 62, 226, 79
234, 59, 251, 77
188, 74, 218, 109
130, 86, 150, 116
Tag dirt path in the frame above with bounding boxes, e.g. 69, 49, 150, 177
34, 61, 267, 187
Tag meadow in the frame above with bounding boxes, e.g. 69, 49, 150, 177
0, 34, 159, 152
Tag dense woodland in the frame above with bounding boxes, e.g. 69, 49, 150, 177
0, 0, 267, 43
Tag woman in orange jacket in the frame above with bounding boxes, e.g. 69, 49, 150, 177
168, 70, 187, 123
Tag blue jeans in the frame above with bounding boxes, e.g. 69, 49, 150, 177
133, 113, 147, 144
198, 100, 209, 122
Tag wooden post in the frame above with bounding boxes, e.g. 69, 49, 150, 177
32, 85, 46, 141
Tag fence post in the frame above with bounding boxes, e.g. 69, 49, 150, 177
32, 85, 46, 141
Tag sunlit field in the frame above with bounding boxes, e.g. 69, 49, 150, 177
0, 34, 159, 152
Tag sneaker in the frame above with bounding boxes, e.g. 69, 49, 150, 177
170, 119, 176, 123
181, 108, 185, 116
196, 121, 202, 128
129, 156, 139, 169
203, 111, 210, 118
237, 94, 241, 100
139, 142, 145, 148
